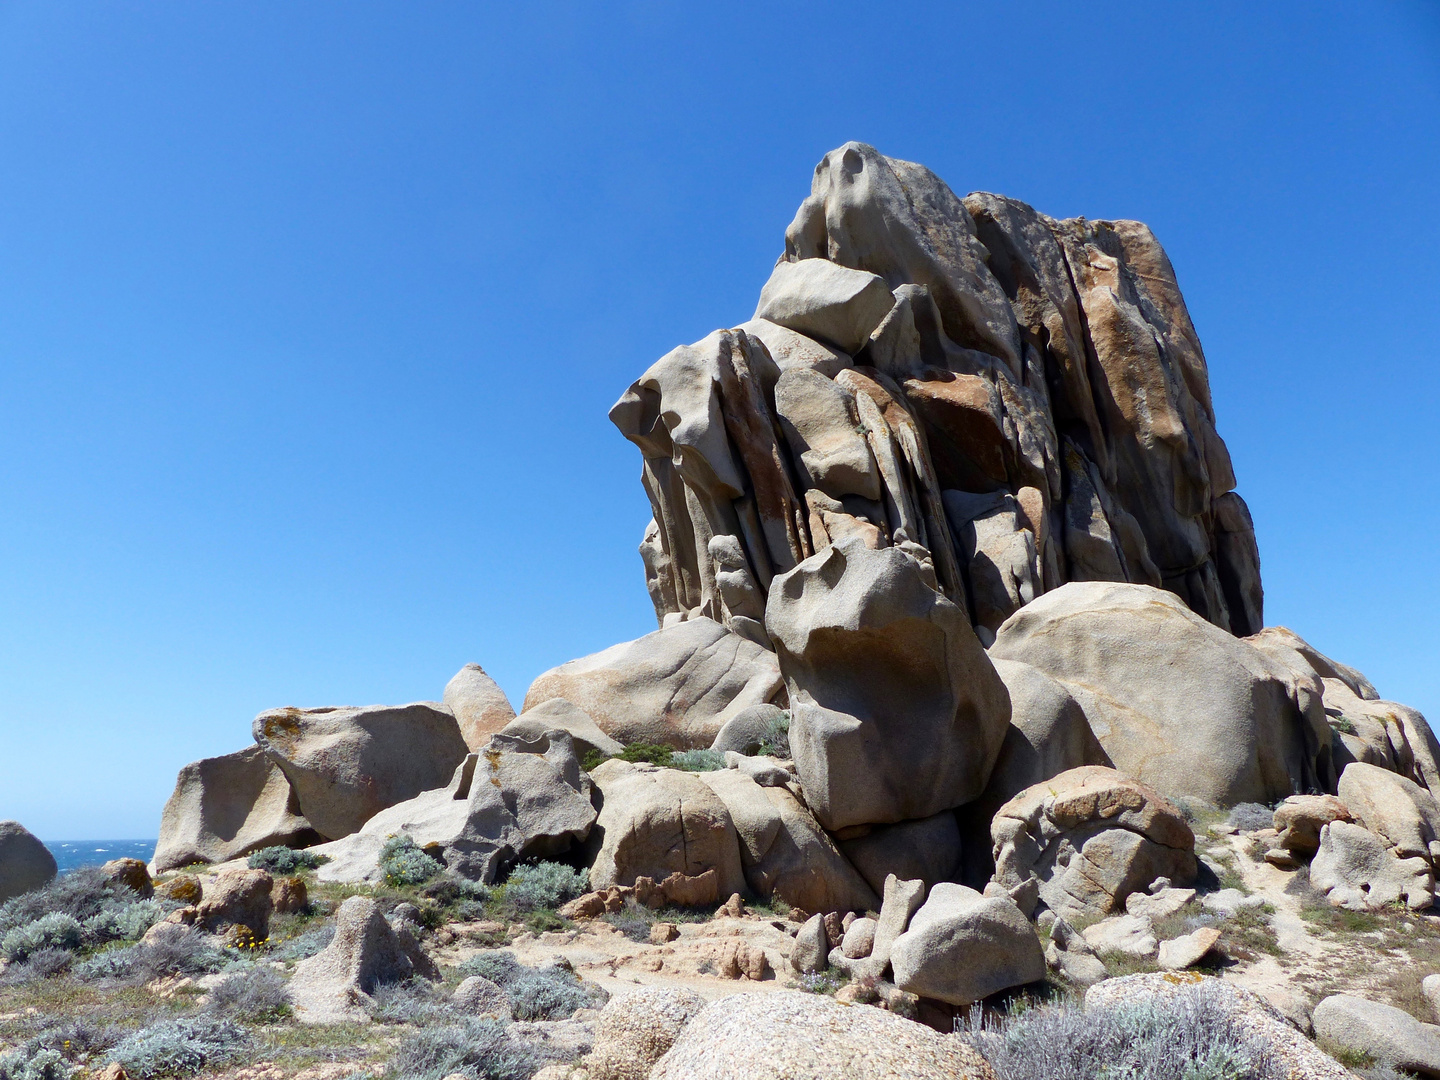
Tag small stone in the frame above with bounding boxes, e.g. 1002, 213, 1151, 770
649, 922, 679, 944
453, 975, 511, 1018
1158, 927, 1223, 970
271, 876, 308, 914
715, 892, 744, 919
841, 917, 877, 959
1125, 887, 1196, 921
822, 911, 844, 949
1082, 915, 1157, 958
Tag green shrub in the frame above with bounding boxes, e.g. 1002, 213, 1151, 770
616, 744, 673, 767
670, 749, 725, 772
0, 868, 129, 937
456, 950, 607, 1021
757, 711, 791, 758
204, 967, 291, 1022
73, 930, 229, 982
105, 1018, 246, 1079
502, 863, 588, 912
81, 899, 168, 946
1, 914, 83, 962
0, 1047, 73, 1080
379, 836, 443, 887
0, 946, 73, 985
796, 970, 844, 995
384, 1018, 548, 1080
246, 846, 327, 874
367, 979, 460, 1026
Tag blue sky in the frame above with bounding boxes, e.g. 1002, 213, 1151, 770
1, 3, 1436, 839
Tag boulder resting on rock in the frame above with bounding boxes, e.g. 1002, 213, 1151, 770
443, 662, 516, 751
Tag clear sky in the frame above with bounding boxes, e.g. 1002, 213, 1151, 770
1, 3, 1436, 840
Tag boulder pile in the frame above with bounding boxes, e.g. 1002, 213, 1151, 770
139, 142, 1438, 1033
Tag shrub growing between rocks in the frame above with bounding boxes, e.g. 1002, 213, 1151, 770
501, 863, 588, 913
104, 1017, 247, 1080
204, 967, 291, 1022
378, 837, 443, 887
367, 979, 461, 1026
73, 931, 229, 982
383, 1017, 548, 1080
757, 710, 791, 759
669, 749, 725, 772
272, 921, 335, 962
456, 951, 606, 1021
246, 847, 327, 874
1226, 804, 1274, 833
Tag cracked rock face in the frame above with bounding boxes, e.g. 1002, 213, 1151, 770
611, 141, 1264, 652
990, 765, 1196, 921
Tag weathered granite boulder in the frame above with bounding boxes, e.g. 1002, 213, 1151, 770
1272, 794, 1352, 859
754, 258, 894, 356
1313, 994, 1440, 1078
889, 883, 1045, 1005
991, 765, 1196, 921
523, 617, 783, 750
101, 858, 153, 899
583, 985, 707, 1080
313, 726, 597, 884
990, 582, 1328, 806
943, 490, 1043, 643
253, 702, 470, 841
152, 745, 319, 872
288, 895, 437, 1022
193, 867, 274, 939
443, 662, 516, 751
0, 822, 56, 902
501, 698, 624, 761
649, 990, 997, 1080
787, 912, 829, 975
1310, 820, 1434, 911
698, 768, 876, 914
1338, 762, 1440, 864
585, 760, 745, 898
710, 704, 787, 756
765, 537, 1010, 831
774, 366, 881, 502
836, 811, 963, 897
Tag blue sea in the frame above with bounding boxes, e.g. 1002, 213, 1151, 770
45, 840, 157, 873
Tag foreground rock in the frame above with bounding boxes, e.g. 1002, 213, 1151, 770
253, 702, 470, 840
0, 821, 56, 902
990, 582, 1328, 805
585, 760, 746, 898
698, 767, 877, 914
152, 745, 319, 872
583, 985, 706, 1080
314, 726, 597, 884
288, 895, 438, 1022
889, 883, 1044, 1005
1313, 994, 1440, 1078
443, 662, 516, 750
649, 990, 997, 1080
765, 537, 1010, 831
991, 765, 1196, 920
523, 617, 783, 749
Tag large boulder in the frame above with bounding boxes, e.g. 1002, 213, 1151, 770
753, 258, 895, 357
698, 768, 877, 914
649, 990, 996, 1080
501, 698, 624, 761
1310, 820, 1433, 911
192, 867, 274, 939
1338, 762, 1440, 863
583, 985, 707, 1080
990, 582, 1328, 805
836, 811, 963, 896
443, 663, 516, 750
252, 702, 470, 841
313, 726, 597, 884
991, 765, 1196, 921
0, 822, 56, 902
523, 617, 783, 750
889, 883, 1045, 1006
765, 537, 1010, 831
1313, 995, 1440, 1078
288, 895, 437, 1023
152, 745, 320, 873
1272, 794, 1352, 859
585, 760, 745, 898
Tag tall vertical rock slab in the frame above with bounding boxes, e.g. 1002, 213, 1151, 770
764, 537, 1010, 831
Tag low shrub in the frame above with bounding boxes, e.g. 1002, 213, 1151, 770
0, 1047, 73, 1080
455, 950, 607, 1021
959, 982, 1284, 1080
502, 863, 588, 913
670, 749, 725, 772
81, 899, 168, 947
272, 921, 335, 962
795, 971, 844, 995
247, 846, 327, 874
379, 836, 443, 887
1226, 804, 1274, 833
383, 1018, 549, 1080
367, 979, 460, 1026
615, 744, 673, 767
0, 868, 132, 937
0, 946, 73, 985
757, 710, 791, 759
104, 1017, 247, 1080
204, 967, 291, 1022
73, 930, 229, 982
1, 914, 83, 962
602, 908, 652, 943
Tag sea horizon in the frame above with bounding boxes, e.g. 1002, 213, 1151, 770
43, 839, 157, 873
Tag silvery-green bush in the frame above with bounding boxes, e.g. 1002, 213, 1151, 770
379, 836, 442, 887
670, 749, 725, 772
383, 1018, 546, 1080
0, 914, 83, 962
502, 863, 588, 912
0, 1046, 73, 1080
104, 1017, 246, 1080
455, 950, 606, 1021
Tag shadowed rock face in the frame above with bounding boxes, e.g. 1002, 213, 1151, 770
611, 141, 1262, 646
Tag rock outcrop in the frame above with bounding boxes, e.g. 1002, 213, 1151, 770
253, 702, 470, 841
0, 821, 56, 902
152, 745, 320, 872
443, 662, 516, 751
612, 141, 1263, 654
288, 895, 438, 1022
523, 617, 783, 749
313, 725, 597, 884
1313, 994, 1440, 1078
765, 537, 1010, 831
991, 765, 1196, 920
989, 582, 1330, 806
584, 985, 707, 1080
501, 698, 624, 761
